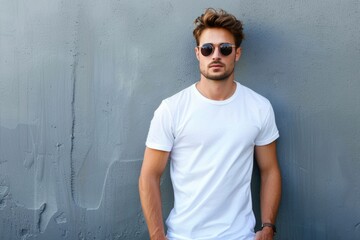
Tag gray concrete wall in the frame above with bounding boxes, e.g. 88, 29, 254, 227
0, 0, 359, 239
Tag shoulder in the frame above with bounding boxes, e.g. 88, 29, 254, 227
237, 83, 272, 109
162, 84, 194, 109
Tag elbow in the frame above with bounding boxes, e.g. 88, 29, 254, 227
260, 165, 281, 184
138, 174, 149, 201
138, 171, 159, 194
138, 173, 146, 194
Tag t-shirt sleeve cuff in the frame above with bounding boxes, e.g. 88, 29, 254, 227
255, 132, 279, 146
146, 141, 172, 152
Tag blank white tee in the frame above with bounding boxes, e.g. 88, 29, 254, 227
146, 82, 279, 240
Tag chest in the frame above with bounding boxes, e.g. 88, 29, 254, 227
173, 103, 261, 150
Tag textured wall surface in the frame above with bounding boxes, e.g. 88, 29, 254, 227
0, 0, 359, 239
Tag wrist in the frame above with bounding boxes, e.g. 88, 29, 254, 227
149, 231, 167, 240
150, 236, 167, 240
261, 222, 276, 236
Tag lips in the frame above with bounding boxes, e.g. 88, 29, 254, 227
209, 62, 224, 68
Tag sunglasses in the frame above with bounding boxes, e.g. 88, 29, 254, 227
199, 43, 236, 57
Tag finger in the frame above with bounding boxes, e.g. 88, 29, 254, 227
254, 231, 261, 240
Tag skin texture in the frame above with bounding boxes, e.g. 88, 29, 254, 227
254, 142, 282, 240
195, 28, 241, 101
139, 27, 281, 240
139, 148, 169, 240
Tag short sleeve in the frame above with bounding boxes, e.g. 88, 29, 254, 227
145, 101, 174, 152
254, 103, 279, 146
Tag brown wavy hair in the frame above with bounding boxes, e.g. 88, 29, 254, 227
193, 8, 244, 47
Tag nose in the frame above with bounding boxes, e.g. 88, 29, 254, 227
212, 46, 222, 60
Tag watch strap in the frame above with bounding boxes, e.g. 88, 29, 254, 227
261, 222, 277, 235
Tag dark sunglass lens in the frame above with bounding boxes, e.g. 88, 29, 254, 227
201, 44, 213, 56
220, 44, 233, 56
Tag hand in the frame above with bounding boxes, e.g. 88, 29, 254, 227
254, 228, 274, 240
149, 233, 168, 240
150, 236, 167, 240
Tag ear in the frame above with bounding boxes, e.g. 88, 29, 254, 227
235, 47, 242, 62
195, 47, 200, 61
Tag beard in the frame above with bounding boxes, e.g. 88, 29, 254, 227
200, 67, 235, 81
200, 62, 235, 81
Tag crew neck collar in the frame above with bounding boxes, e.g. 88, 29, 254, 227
192, 81, 240, 105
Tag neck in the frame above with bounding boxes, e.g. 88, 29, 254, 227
196, 78, 236, 101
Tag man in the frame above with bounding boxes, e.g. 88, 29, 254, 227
139, 8, 281, 240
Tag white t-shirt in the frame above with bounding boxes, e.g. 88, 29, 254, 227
146, 82, 279, 240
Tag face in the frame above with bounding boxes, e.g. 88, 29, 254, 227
195, 28, 241, 82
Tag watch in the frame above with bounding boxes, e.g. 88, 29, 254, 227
261, 223, 277, 235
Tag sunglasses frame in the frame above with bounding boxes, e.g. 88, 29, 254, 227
198, 43, 237, 57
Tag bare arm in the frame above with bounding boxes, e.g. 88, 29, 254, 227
254, 141, 282, 240
139, 147, 170, 240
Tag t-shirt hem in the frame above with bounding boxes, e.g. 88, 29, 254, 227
166, 231, 256, 240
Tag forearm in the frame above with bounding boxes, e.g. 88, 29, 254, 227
260, 167, 281, 224
139, 175, 167, 240
254, 142, 281, 239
